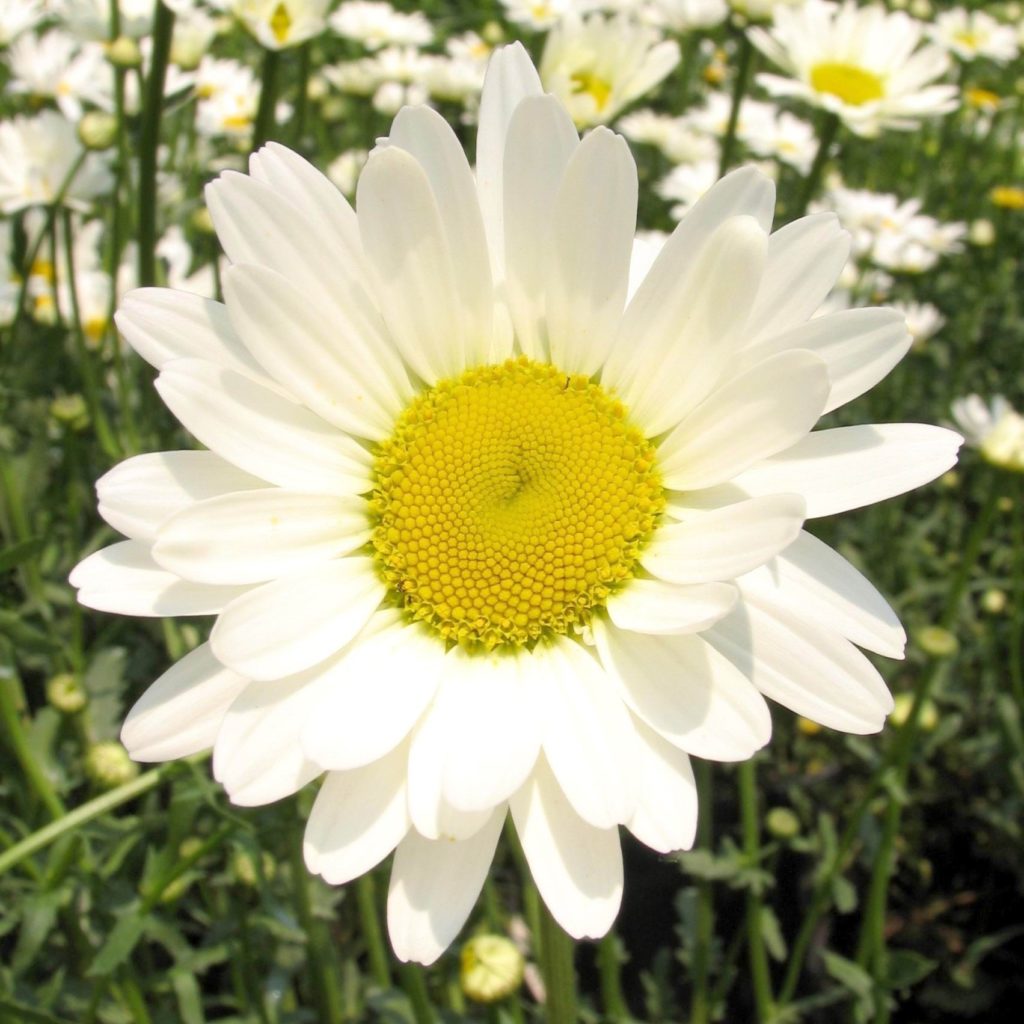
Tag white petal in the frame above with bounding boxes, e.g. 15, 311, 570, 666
503, 95, 579, 361
476, 42, 543, 278
626, 718, 698, 854
115, 289, 269, 380
155, 359, 373, 496
387, 808, 505, 966
389, 106, 497, 363
213, 671, 328, 806
706, 598, 895, 734
594, 620, 771, 761
121, 643, 248, 762
732, 425, 964, 517
742, 308, 912, 415
304, 743, 411, 884
97, 450, 266, 543
357, 146, 468, 385
745, 213, 851, 346
656, 350, 830, 491
545, 128, 637, 377
439, 647, 541, 813
210, 556, 384, 681
533, 638, 638, 829
510, 758, 622, 940
739, 531, 906, 658
71, 541, 248, 617
641, 495, 806, 585
605, 215, 768, 437
606, 580, 738, 635
221, 262, 407, 441
302, 612, 445, 771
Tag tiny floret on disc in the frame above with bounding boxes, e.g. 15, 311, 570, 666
371, 358, 664, 649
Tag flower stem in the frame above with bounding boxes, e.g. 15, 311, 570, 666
137, 1, 176, 287
597, 931, 630, 1022
355, 873, 392, 989
738, 760, 774, 1022
689, 760, 715, 1024
717, 30, 754, 178
399, 963, 436, 1024
794, 112, 839, 217
252, 47, 282, 151
538, 899, 578, 1024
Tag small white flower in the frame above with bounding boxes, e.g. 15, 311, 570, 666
55, 0, 154, 40
231, 0, 331, 50
891, 301, 944, 348
647, 0, 729, 32
951, 397, 1024, 473
500, 0, 604, 31
927, 8, 1019, 64
617, 109, 719, 165
329, 1, 433, 51
0, 0, 44, 46
326, 148, 369, 197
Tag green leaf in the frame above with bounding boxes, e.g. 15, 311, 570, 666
885, 949, 937, 990
87, 909, 146, 977
0, 537, 43, 573
760, 906, 787, 962
822, 952, 873, 1001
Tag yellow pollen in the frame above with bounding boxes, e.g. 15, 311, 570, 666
990, 185, 1024, 210
570, 70, 613, 112
269, 2, 292, 45
809, 62, 885, 106
371, 358, 664, 651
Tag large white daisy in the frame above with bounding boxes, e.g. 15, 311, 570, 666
71, 44, 962, 965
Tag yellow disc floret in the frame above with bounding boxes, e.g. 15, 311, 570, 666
809, 62, 885, 106
371, 358, 663, 650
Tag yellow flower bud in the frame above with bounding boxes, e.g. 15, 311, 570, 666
460, 935, 525, 1004
915, 626, 958, 658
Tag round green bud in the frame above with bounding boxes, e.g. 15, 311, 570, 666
915, 626, 959, 658
231, 847, 276, 887
460, 935, 525, 1004
46, 672, 87, 714
107, 36, 142, 69
85, 741, 139, 789
981, 588, 1007, 614
49, 394, 90, 430
77, 111, 118, 151
765, 806, 801, 840
890, 693, 939, 731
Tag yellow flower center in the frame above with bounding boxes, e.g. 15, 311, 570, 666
809, 62, 885, 106
371, 358, 664, 650
990, 185, 1024, 210
269, 2, 292, 45
570, 70, 613, 112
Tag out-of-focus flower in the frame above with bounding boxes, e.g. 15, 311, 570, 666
657, 158, 722, 216
7, 31, 113, 122
231, 0, 331, 50
327, 148, 368, 196
951, 396, 1024, 472
927, 8, 1019, 64
500, 0, 603, 31
743, 109, 817, 174
158, 226, 218, 298
891, 301, 944, 349
329, 1, 433, 50
0, 0, 44, 46
195, 57, 261, 137
56, 0, 154, 40
750, 0, 958, 137
646, 0, 729, 32
172, 7, 220, 69
540, 14, 680, 127
0, 111, 113, 214
618, 109, 719, 164
990, 185, 1024, 210
968, 218, 995, 245
729, 0, 806, 21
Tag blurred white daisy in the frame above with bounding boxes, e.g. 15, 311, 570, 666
0, 0, 44, 46
927, 8, 1019, 65
500, 0, 603, 31
73, 44, 961, 965
329, 1, 434, 51
231, 0, 330, 50
644, 0, 729, 32
55, 0, 154, 40
750, 0, 958, 137
950, 396, 1024, 473
891, 300, 944, 350
539, 13, 680, 127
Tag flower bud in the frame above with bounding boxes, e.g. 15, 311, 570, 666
969, 219, 996, 246
107, 36, 142, 69
915, 626, 958, 658
460, 935, 525, 1003
981, 588, 1007, 614
85, 741, 140, 788
890, 693, 938, 731
50, 394, 90, 431
78, 112, 118, 151
765, 806, 800, 840
46, 672, 87, 714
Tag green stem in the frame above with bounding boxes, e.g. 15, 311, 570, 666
137, 1, 176, 287
795, 112, 840, 217
293, 43, 311, 148
1009, 479, 1023, 706
355, 873, 392, 989
689, 760, 715, 1024
399, 963, 435, 1024
0, 758, 195, 877
717, 31, 755, 178
738, 761, 774, 1021
538, 900, 577, 1024
597, 931, 630, 1022
252, 47, 282, 151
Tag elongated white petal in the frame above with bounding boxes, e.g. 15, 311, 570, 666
503, 95, 579, 361
302, 613, 445, 771
656, 350, 830, 491
71, 541, 248, 616
304, 743, 410, 884
210, 556, 384, 681
626, 718, 698, 854
706, 598, 895, 733
388, 808, 505, 966
732, 425, 963, 517
533, 638, 638, 829
153, 489, 370, 585
156, 359, 373, 496
115, 289, 269, 380
739, 531, 906, 658
510, 759, 622, 940
476, 41, 543, 277
641, 495, 806, 585
605, 216, 768, 437
594, 620, 772, 761
439, 647, 540, 813
97, 451, 266, 543
213, 672, 328, 806
222, 262, 407, 440
606, 580, 738, 635
121, 643, 248, 762
545, 128, 637, 377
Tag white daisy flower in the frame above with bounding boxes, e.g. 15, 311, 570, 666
499, 0, 604, 31
539, 13, 680, 127
891, 300, 944, 349
749, 0, 959, 137
55, 0, 154, 40
646, 0, 729, 32
950, 396, 1024, 473
927, 8, 1019, 65
329, 1, 434, 51
230, 0, 330, 50
618, 109, 720, 165
72, 44, 961, 965
0, 0, 44, 46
